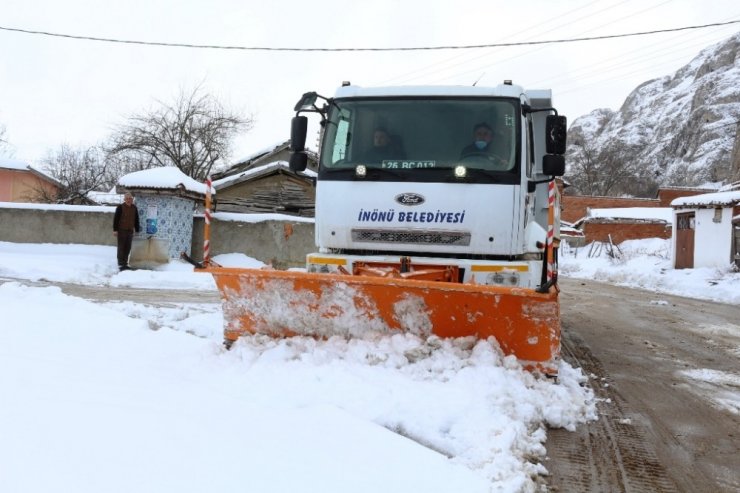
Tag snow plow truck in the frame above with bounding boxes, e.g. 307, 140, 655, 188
208, 81, 567, 375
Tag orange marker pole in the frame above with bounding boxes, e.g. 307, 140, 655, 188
546, 179, 555, 283
204, 176, 212, 267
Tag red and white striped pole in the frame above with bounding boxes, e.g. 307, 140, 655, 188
203, 176, 212, 267
546, 180, 556, 284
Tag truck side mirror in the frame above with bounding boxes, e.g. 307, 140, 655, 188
289, 152, 308, 172
542, 154, 565, 176
545, 115, 567, 155
293, 92, 318, 112
290, 116, 308, 152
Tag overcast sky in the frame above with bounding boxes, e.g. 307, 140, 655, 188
1, 0, 739, 166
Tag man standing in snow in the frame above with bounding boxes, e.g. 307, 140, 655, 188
113, 192, 140, 271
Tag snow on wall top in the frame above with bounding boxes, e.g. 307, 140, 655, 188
118, 167, 213, 196
0, 201, 115, 212
211, 211, 315, 223
587, 207, 673, 222
671, 190, 740, 207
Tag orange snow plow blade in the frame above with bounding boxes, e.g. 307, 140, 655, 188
208, 267, 560, 375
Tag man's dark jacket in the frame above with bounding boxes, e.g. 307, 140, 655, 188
113, 204, 141, 233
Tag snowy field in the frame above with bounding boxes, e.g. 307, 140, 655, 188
559, 237, 740, 305
0, 238, 737, 492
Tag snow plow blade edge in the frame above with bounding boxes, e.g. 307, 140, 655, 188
208, 267, 560, 375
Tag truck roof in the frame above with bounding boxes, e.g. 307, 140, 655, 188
333, 84, 553, 107
334, 83, 525, 99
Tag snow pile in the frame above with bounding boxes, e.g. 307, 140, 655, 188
1, 238, 737, 491
560, 238, 740, 304
0, 241, 597, 492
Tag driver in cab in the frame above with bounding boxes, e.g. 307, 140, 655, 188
459, 122, 507, 167
362, 127, 405, 162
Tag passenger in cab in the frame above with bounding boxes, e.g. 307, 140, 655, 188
460, 122, 508, 167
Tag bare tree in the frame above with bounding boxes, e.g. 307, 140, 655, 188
566, 138, 602, 195
729, 123, 740, 184
567, 139, 658, 197
37, 144, 111, 204
106, 86, 252, 180
0, 123, 12, 157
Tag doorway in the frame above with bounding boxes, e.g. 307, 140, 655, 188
675, 212, 695, 269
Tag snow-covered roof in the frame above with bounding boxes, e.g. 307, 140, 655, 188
231, 140, 289, 166
0, 158, 61, 186
212, 161, 316, 189
215, 140, 318, 180
117, 167, 213, 196
671, 190, 740, 208
584, 207, 673, 223
0, 158, 30, 171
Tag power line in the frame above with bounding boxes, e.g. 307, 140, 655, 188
376, 0, 616, 85
425, 0, 676, 85
528, 18, 740, 88
0, 20, 739, 52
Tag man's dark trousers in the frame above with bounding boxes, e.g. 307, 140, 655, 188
117, 230, 134, 268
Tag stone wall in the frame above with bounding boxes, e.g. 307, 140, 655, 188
0, 206, 117, 245
0, 204, 316, 269
191, 216, 316, 269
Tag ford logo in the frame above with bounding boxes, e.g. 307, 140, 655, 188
395, 193, 425, 206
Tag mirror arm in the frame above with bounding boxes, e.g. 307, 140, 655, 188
522, 105, 559, 116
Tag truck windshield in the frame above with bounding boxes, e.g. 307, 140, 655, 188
320, 97, 519, 176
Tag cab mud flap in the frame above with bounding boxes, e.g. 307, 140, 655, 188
208, 267, 561, 375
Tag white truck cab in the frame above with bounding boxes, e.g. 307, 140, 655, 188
289, 82, 567, 289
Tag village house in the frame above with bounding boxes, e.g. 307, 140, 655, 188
0, 158, 61, 203
211, 141, 318, 216
212, 141, 318, 179
671, 187, 740, 269
561, 186, 719, 246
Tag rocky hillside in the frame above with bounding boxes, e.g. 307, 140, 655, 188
567, 32, 740, 195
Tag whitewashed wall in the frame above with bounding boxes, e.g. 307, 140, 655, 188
694, 207, 733, 267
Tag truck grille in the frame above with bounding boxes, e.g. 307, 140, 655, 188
351, 229, 471, 246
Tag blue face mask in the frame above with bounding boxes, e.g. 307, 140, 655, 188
475, 140, 488, 150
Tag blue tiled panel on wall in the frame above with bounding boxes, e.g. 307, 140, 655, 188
134, 195, 195, 258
